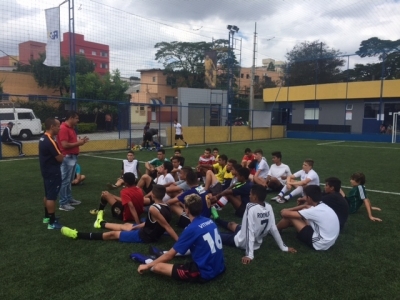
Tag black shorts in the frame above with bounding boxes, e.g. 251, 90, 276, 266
209, 182, 223, 196
171, 261, 204, 283
43, 176, 62, 200
143, 132, 153, 142
143, 180, 154, 195
220, 225, 241, 247
267, 181, 284, 192
297, 225, 315, 250
111, 201, 124, 220
175, 134, 184, 140
177, 214, 191, 228
235, 201, 247, 218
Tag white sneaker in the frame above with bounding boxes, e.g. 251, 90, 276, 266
59, 204, 75, 211
271, 196, 280, 201
276, 198, 287, 204
284, 195, 291, 201
186, 143, 189, 148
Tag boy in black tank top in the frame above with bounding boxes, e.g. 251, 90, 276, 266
60, 185, 179, 243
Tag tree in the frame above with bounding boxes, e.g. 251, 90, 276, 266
66, 69, 129, 122
267, 61, 275, 71
19, 53, 95, 96
154, 39, 239, 89
355, 37, 400, 80
283, 40, 345, 86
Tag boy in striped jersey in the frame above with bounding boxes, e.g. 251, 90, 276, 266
340, 172, 382, 222
211, 184, 296, 264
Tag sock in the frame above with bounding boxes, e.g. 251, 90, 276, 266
214, 217, 230, 231
48, 213, 55, 225
100, 221, 107, 229
217, 196, 228, 207
77, 232, 103, 240
44, 207, 49, 218
288, 194, 293, 199
98, 198, 107, 211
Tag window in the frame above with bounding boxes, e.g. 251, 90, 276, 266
165, 96, 178, 105
92, 51, 96, 55
240, 73, 244, 78
139, 106, 145, 116
101, 51, 108, 57
246, 74, 250, 79
79, 49, 85, 54
152, 76, 156, 82
304, 108, 319, 120
0, 113, 14, 120
18, 112, 33, 120
101, 63, 108, 69
364, 102, 379, 118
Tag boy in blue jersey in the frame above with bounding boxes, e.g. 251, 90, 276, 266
138, 193, 225, 282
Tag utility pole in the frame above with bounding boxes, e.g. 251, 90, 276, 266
249, 22, 257, 126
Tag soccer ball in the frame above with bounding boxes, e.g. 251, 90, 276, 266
160, 145, 163, 148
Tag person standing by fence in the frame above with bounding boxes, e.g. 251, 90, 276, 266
1, 122, 25, 157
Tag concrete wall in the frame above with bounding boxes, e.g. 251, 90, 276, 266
165, 125, 285, 146
291, 102, 304, 123
1, 139, 128, 158
177, 88, 228, 127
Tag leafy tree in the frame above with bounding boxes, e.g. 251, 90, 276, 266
267, 62, 275, 71
355, 37, 400, 80
154, 39, 239, 89
283, 40, 345, 86
65, 69, 129, 122
18, 53, 95, 96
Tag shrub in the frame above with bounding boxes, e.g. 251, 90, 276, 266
76, 122, 97, 133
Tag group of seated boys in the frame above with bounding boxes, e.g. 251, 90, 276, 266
60, 146, 382, 283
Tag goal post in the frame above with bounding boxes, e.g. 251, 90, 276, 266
392, 112, 399, 144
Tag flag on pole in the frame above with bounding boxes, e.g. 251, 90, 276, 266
44, 7, 60, 67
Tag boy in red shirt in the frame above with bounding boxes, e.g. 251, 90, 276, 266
93, 172, 144, 224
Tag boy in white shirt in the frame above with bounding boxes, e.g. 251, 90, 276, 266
211, 184, 296, 264
277, 185, 340, 251
251, 149, 270, 186
107, 150, 140, 189
173, 119, 188, 147
266, 151, 291, 192
272, 159, 319, 204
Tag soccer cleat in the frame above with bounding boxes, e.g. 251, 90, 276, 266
89, 209, 99, 215
69, 199, 81, 206
61, 227, 78, 239
149, 246, 164, 258
211, 207, 219, 219
19, 153, 26, 157
271, 196, 280, 201
59, 204, 75, 211
43, 216, 61, 224
186, 143, 189, 148
48, 222, 63, 230
276, 197, 288, 204
107, 183, 117, 190
129, 253, 155, 264
284, 195, 291, 201
94, 210, 104, 228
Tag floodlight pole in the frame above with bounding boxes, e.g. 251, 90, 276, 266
227, 25, 239, 125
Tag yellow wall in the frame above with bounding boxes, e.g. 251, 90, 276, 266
165, 126, 285, 146
263, 79, 400, 102
0, 71, 60, 97
1, 139, 128, 158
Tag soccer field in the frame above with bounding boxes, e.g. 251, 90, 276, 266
1, 139, 400, 300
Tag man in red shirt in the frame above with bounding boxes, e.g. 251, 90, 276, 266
94, 172, 144, 224
57, 111, 89, 211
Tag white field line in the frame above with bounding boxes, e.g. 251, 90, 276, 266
317, 141, 345, 145
322, 184, 400, 196
320, 144, 400, 150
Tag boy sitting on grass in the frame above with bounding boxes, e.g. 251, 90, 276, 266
61, 185, 178, 243
340, 172, 382, 222
107, 150, 140, 189
211, 184, 296, 264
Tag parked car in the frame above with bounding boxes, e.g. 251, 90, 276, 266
0, 108, 44, 139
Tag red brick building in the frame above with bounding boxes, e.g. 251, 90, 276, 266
18, 41, 46, 65
61, 32, 109, 75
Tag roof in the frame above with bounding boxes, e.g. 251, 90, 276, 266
136, 68, 164, 73
150, 99, 163, 106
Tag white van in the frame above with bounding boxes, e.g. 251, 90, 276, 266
0, 108, 44, 139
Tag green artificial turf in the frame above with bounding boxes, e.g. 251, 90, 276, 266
1, 139, 399, 300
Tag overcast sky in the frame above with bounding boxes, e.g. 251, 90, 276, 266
1, 0, 399, 77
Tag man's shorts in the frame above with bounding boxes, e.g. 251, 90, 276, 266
177, 214, 191, 228
297, 225, 315, 250
143, 180, 154, 195
111, 201, 124, 220
209, 182, 223, 195
235, 201, 247, 218
43, 176, 62, 200
171, 261, 204, 283
220, 225, 241, 247
119, 229, 144, 243
175, 134, 184, 140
